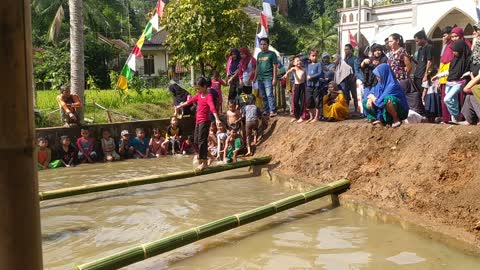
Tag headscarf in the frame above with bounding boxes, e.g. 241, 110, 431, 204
226, 48, 240, 76
471, 23, 480, 66
239, 47, 253, 71
168, 82, 190, 105
451, 27, 472, 47
448, 40, 472, 81
372, 63, 409, 112
332, 54, 352, 84
371, 44, 388, 64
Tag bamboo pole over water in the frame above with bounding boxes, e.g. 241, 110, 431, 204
0, 0, 43, 269
39, 156, 272, 201
74, 179, 350, 270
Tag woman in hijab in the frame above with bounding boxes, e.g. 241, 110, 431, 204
237, 48, 256, 95
432, 40, 472, 123
470, 23, 480, 77
332, 54, 353, 106
450, 27, 472, 47
364, 63, 409, 128
226, 48, 241, 101
359, 44, 386, 118
323, 82, 349, 121
168, 81, 194, 117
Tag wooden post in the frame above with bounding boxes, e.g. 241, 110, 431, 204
0, 0, 43, 269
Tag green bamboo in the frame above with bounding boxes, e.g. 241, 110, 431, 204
40, 156, 272, 201
74, 179, 350, 270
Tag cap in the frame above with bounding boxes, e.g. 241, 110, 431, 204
322, 52, 330, 58
121, 130, 130, 136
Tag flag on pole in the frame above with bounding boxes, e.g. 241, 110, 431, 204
116, 0, 167, 91
254, 7, 271, 58
263, 0, 276, 6
349, 30, 358, 48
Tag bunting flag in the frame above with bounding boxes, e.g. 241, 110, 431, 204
117, 0, 167, 91
254, 11, 270, 59
349, 30, 358, 48
263, 0, 276, 6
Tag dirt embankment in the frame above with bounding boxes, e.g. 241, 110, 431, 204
256, 117, 480, 249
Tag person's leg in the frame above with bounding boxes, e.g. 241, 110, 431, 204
385, 100, 400, 123
258, 80, 269, 114
339, 82, 349, 103
264, 80, 276, 114
443, 83, 462, 120
349, 78, 358, 112
461, 95, 478, 125
245, 121, 253, 155
292, 84, 301, 120
305, 87, 314, 120
299, 83, 307, 121
197, 122, 210, 169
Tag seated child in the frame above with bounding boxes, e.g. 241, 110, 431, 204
132, 128, 150, 159
323, 82, 349, 122
223, 128, 243, 163
226, 100, 242, 130
150, 128, 168, 157
166, 116, 183, 154
242, 97, 262, 156
101, 130, 120, 162
180, 135, 195, 155
77, 129, 97, 163
216, 123, 228, 160
37, 137, 51, 170
118, 130, 135, 159
56, 135, 77, 167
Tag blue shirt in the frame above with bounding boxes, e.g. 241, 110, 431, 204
345, 55, 361, 80
132, 137, 149, 155
306, 62, 324, 87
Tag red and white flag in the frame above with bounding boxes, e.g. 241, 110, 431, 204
349, 30, 358, 48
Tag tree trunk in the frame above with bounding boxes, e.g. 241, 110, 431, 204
69, 0, 85, 121
199, 59, 205, 77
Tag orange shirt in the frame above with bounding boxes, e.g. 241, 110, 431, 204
56, 94, 82, 113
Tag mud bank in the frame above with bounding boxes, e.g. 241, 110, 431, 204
256, 117, 480, 252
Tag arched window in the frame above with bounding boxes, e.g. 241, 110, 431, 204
465, 23, 474, 36
432, 27, 442, 39
349, 13, 354, 22
342, 14, 347, 23
366, 12, 371, 21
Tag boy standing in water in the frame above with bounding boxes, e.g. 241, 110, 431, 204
165, 117, 183, 154
37, 137, 51, 170
77, 129, 97, 163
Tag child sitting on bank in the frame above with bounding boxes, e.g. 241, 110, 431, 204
101, 130, 120, 162
150, 128, 168, 157
180, 135, 195, 155
37, 137, 51, 170
226, 100, 242, 130
211, 70, 227, 113
166, 116, 183, 154
77, 129, 97, 163
242, 97, 262, 156
132, 128, 150, 159
56, 135, 77, 167
216, 122, 228, 160
223, 128, 243, 163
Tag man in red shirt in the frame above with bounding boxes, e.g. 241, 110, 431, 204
56, 85, 83, 127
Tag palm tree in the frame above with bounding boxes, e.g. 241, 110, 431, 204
296, 16, 338, 53
69, 0, 84, 117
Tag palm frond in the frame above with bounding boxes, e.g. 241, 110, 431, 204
47, 5, 65, 43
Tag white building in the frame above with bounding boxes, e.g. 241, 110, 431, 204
338, 0, 479, 65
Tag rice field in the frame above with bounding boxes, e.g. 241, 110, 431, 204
36, 89, 183, 127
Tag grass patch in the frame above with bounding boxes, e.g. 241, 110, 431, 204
36, 88, 188, 127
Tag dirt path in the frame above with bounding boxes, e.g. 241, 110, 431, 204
256, 116, 480, 251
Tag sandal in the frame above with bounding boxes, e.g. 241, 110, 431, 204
392, 121, 402, 128
372, 120, 382, 126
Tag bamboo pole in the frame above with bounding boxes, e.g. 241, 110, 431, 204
0, 0, 43, 269
39, 156, 272, 201
74, 179, 350, 270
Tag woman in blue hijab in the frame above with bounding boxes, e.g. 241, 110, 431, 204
364, 63, 409, 127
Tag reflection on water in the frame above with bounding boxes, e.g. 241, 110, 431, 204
39, 158, 480, 270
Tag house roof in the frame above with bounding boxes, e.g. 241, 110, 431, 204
97, 34, 130, 52
143, 30, 168, 47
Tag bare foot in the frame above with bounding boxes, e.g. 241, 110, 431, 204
290, 118, 296, 123
196, 163, 207, 171
310, 118, 319, 123
297, 119, 304, 123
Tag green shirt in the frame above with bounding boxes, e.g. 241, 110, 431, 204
256, 51, 278, 81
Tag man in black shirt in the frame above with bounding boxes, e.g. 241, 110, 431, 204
412, 30, 431, 114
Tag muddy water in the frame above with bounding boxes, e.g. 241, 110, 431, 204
39, 158, 480, 270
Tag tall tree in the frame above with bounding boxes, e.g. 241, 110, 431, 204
163, 0, 256, 76
296, 16, 338, 54
323, 0, 343, 23
69, 0, 85, 120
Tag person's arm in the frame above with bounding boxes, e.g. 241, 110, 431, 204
176, 94, 198, 109
71, 95, 83, 108
57, 96, 77, 121
118, 140, 126, 154
77, 138, 85, 155
206, 94, 221, 124
220, 79, 228, 87
272, 57, 278, 86
404, 55, 412, 75
422, 88, 427, 105
86, 139, 95, 162
253, 60, 258, 82
101, 139, 106, 154
423, 46, 433, 82
223, 137, 230, 160
249, 58, 257, 82
354, 58, 362, 81
145, 141, 150, 158
309, 64, 323, 81
431, 70, 449, 81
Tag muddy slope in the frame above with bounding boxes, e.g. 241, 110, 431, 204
256, 117, 480, 248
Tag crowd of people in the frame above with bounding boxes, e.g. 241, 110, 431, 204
46, 25, 480, 171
